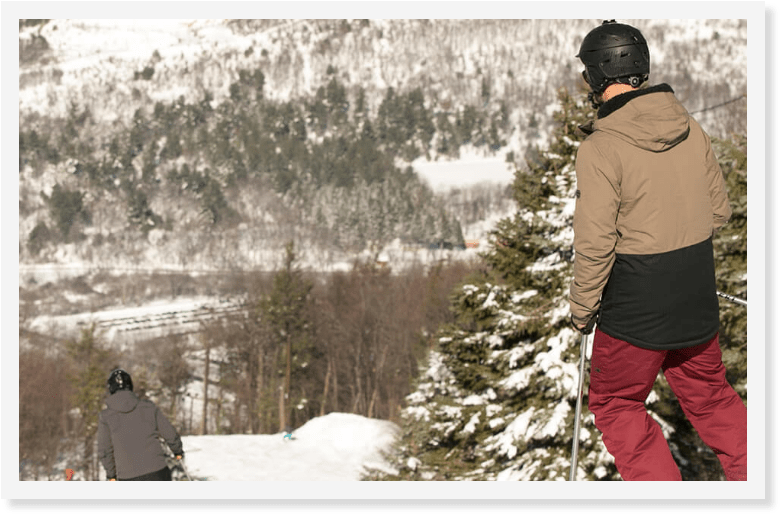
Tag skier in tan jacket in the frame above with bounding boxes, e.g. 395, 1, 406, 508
570, 20, 746, 481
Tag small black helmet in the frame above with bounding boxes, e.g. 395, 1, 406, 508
577, 20, 650, 98
107, 369, 133, 395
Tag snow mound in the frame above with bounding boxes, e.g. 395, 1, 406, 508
181, 413, 400, 481
294, 412, 399, 451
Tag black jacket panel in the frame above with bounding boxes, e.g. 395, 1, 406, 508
598, 236, 720, 349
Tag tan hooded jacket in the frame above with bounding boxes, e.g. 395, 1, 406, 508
570, 84, 731, 350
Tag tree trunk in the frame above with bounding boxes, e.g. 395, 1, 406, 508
216, 362, 223, 434
367, 344, 389, 419
271, 345, 281, 434
257, 345, 264, 433
82, 435, 90, 481
278, 383, 286, 432
202, 343, 210, 435
248, 343, 259, 434
320, 358, 332, 416
352, 362, 363, 414
283, 332, 292, 430
388, 393, 399, 424
170, 390, 177, 421
93, 435, 100, 481
368, 389, 378, 419
332, 357, 339, 412
232, 391, 240, 434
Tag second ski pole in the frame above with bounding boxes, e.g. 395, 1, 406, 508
717, 290, 747, 307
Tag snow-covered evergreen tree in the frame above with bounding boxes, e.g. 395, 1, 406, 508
367, 88, 615, 481
711, 134, 748, 397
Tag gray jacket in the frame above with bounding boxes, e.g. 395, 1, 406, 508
97, 390, 183, 480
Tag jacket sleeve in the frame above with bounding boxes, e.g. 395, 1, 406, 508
698, 122, 732, 231
569, 139, 621, 325
97, 411, 116, 480
155, 405, 184, 457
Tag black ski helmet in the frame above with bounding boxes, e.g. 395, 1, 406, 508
577, 20, 650, 97
107, 369, 133, 394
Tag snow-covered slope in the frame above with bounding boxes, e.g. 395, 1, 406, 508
21, 412, 400, 481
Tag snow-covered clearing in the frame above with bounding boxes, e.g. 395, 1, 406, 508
411, 152, 515, 193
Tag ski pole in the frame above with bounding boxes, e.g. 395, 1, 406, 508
176, 456, 192, 481
717, 290, 747, 307
569, 330, 589, 481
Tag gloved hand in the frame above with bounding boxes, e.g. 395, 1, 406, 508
571, 312, 598, 335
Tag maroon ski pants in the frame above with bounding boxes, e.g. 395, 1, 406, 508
588, 329, 747, 481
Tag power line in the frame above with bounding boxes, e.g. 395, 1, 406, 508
690, 94, 746, 114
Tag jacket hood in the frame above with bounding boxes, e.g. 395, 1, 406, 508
593, 84, 691, 153
106, 390, 140, 413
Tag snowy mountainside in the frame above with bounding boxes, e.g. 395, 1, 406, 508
17, 19, 747, 275
20, 19, 746, 137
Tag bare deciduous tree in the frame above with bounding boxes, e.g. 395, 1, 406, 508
19, 348, 70, 480
155, 334, 193, 421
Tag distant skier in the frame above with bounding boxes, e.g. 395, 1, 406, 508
98, 369, 184, 481
569, 20, 746, 480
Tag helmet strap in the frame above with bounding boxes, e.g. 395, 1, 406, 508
587, 91, 601, 109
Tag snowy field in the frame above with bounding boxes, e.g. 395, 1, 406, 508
411, 152, 516, 193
